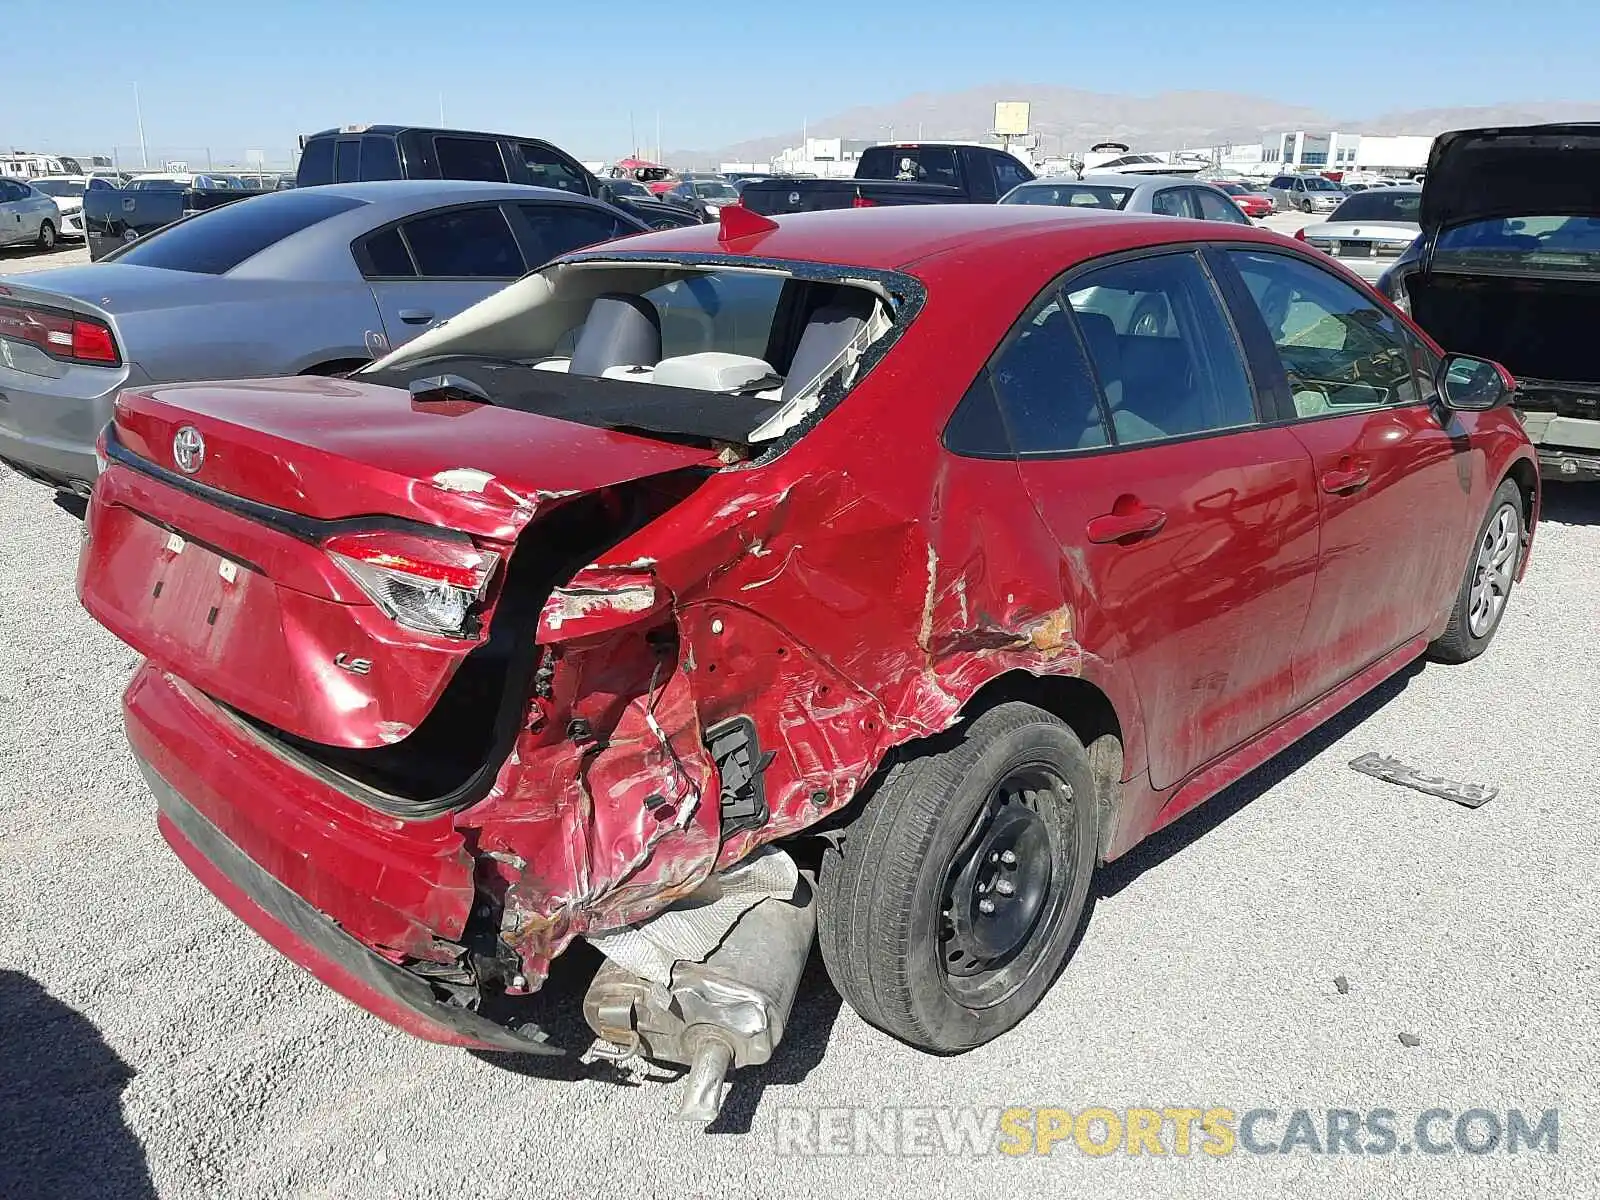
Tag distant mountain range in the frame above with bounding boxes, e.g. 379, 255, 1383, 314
667, 87, 1600, 167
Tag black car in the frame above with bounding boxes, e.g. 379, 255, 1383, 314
661, 176, 743, 222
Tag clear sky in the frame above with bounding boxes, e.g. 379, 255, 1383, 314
9, 0, 1598, 163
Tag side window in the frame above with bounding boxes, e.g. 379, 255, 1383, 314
357, 227, 417, 278
517, 204, 631, 268
1151, 189, 1196, 218
990, 297, 1109, 452
333, 139, 361, 184
1195, 187, 1248, 224
360, 136, 402, 181
433, 137, 509, 183
0, 181, 22, 201
297, 138, 335, 187
398, 205, 523, 278
1228, 250, 1421, 416
991, 155, 1031, 195
1065, 253, 1257, 445
518, 145, 587, 193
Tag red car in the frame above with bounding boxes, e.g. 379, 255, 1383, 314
77, 205, 1537, 1114
1212, 180, 1275, 218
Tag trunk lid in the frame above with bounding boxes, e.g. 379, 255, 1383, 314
82, 377, 720, 749
1421, 123, 1600, 233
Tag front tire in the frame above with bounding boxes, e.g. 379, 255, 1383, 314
817, 702, 1099, 1053
37, 221, 56, 251
1430, 478, 1524, 663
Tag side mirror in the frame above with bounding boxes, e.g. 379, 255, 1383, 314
1436, 353, 1514, 412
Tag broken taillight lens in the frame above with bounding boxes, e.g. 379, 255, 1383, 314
324, 531, 500, 639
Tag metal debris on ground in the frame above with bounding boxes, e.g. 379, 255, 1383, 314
1348, 752, 1499, 808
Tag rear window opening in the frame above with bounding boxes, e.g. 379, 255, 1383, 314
357, 261, 904, 451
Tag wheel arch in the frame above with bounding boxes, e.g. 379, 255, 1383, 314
1503, 453, 1539, 532
960, 670, 1129, 860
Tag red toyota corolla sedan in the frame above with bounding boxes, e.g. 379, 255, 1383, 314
76, 204, 1537, 1114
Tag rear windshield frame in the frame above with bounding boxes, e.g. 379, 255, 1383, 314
439, 250, 926, 466
101, 191, 368, 274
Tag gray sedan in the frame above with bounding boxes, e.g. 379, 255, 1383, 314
999, 174, 1253, 224
0, 180, 646, 494
1297, 187, 1421, 282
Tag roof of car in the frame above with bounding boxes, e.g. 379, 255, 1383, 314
288, 179, 615, 216
577, 203, 1288, 276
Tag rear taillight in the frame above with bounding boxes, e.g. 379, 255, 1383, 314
0, 301, 121, 366
851, 195, 879, 209
323, 531, 500, 639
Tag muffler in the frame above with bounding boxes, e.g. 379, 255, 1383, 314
583, 851, 817, 1123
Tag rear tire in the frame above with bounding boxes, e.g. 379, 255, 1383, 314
37, 221, 56, 251
817, 702, 1099, 1053
1429, 478, 1524, 663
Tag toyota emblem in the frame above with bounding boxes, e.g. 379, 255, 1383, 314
172, 426, 205, 474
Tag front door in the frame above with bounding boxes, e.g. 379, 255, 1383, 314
1001, 249, 1321, 789
1221, 248, 1466, 705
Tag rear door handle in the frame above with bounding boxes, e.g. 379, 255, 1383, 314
398, 308, 434, 325
1086, 503, 1168, 544
1320, 461, 1371, 494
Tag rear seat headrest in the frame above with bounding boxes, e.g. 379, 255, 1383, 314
652, 352, 780, 393
781, 294, 879, 402
570, 293, 662, 378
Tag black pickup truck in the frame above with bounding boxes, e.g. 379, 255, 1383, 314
294, 125, 698, 232
738, 143, 1037, 215
84, 125, 698, 259
83, 178, 251, 261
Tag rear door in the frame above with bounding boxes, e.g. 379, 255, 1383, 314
1219, 247, 1465, 705
355, 203, 527, 347
1001, 249, 1321, 788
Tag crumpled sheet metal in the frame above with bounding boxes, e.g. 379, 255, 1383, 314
586, 847, 801, 984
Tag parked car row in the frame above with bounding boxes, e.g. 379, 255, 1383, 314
1, 119, 1585, 1125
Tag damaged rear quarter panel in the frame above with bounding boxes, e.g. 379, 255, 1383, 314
463, 278, 1150, 979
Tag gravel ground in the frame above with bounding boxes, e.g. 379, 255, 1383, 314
0, 242, 90, 274
3, 227, 1599, 1199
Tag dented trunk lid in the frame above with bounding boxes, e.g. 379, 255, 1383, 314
81, 376, 721, 749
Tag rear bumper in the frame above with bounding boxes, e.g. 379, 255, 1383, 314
0, 360, 130, 488
148, 760, 558, 1055
1536, 446, 1600, 481
1517, 410, 1600, 480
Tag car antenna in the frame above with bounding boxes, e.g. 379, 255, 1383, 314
718, 205, 779, 243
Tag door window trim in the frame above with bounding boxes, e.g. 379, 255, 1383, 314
943, 243, 1273, 462
1207, 244, 1434, 428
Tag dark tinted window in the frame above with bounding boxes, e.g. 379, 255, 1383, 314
0, 181, 24, 201
333, 139, 361, 183
943, 372, 1012, 456
1001, 183, 1131, 210
360, 227, 416, 278
992, 155, 1032, 194
297, 137, 335, 187
1195, 187, 1249, 224
109, 191, 366, 274
401, 205, 522, 277
1327, 190, 1421, 224
955, 297, 1108, 455
1229, 249, 1420, 415
361, 136, 403, 181
517, 204, 632, 267
1066, 253, 1256, 444
434, 137, 508, 182
857, 146, 959, 186
518, 144, 586, 192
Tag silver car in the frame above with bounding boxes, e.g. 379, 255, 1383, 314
999, 174, 1253, 224
0, 179, 65, 251
0, 180, 646, 494
1298, 187, 1422, 282
1263, 173, 1348, 214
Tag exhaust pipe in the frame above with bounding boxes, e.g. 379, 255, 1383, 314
584, 868, 816, 1123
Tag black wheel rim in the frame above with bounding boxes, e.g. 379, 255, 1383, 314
937, 764, 1079, 1006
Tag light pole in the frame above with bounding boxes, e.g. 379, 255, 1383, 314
134, 82, 149, 169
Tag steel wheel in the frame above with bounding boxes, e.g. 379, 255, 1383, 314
37, 221, 56, 251
937, 763, 1078, 1008
1468, 502, 1519, 638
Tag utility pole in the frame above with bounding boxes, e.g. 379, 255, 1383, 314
655, 111, 661, 163
438, 92, 446, 126
134, 82, 149, 169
